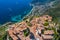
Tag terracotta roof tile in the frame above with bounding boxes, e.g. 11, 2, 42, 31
44, 30, 54, 35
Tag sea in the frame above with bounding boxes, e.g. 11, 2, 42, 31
0, 0, 55, 24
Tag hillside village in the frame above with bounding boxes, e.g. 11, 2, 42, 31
7, 15, 59, 40
0, 0, 60, 40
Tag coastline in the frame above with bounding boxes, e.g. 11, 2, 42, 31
14, 6, 33, 23
0, 0, 59, 26
0, 0, 60, 40
22, 7, 34, 20
0, 0, 56, 25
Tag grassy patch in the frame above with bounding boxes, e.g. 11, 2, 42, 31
23, 28, 30, 37
27, 22, 32, 27
23, 17, 28, 21
44, 22, 49, 26
0, 25, 9, 40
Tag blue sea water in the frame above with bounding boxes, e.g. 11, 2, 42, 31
0, 0, 54, 24
0, 0, 32, 24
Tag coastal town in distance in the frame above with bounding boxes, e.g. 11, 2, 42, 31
0, 0, 60, 40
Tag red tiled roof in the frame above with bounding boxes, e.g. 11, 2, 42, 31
42, 35, 53, 40
44, 30, 54, 35
7, 15, 53, 40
